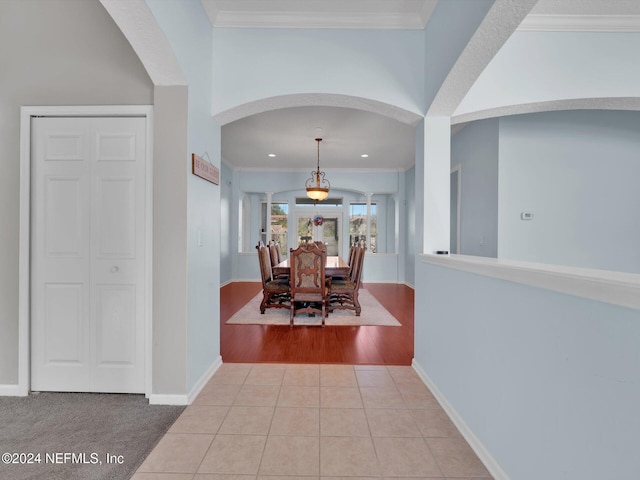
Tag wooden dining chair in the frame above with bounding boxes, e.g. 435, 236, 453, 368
289, 242, 330, 327
269, 241, 288, 279
269, 241, 281, 265
332, 244, 356, 281
329, 245, 365, 316
256, 243, 290, 314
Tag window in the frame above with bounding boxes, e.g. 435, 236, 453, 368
295, 197, 342, 207
261, 202, 289, 257
349, 203, 377, 253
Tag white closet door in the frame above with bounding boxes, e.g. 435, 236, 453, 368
31, 117, 146, 393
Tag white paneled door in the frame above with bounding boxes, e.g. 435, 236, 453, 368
31, 117, 146, 393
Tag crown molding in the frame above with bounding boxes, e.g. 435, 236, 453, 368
518, 14, 640, 32
451, 97, 640, 125
201, 0, 434, 30
233, 166, 409, 174
211, 11, 426, 29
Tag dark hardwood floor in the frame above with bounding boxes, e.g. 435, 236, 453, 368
220, 282, 414, 365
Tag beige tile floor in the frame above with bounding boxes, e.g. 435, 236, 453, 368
132, 364, 492, 480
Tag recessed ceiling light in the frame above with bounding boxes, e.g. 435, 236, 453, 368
268, 153, 276, 157
361, 154, 369, 158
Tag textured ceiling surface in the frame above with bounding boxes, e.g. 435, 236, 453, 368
221, 106, 416, 170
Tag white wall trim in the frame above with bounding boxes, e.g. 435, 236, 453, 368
148, 394, 189, 406
518, 14, 640, 33
99, 0, 187, 86
452, 97, 640, 125
0, 384, 28, 397
187, 356, 223, 404
201, 0, 435, 30
233, 278, 260, 283
412, 359, 509, 480
427, 0, 538, 117
214, 93, 422, 127
17, 105, 154, 398
420, 254, 640, 310
207, 10, 427, 30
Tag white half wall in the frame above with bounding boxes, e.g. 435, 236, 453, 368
415, 256, 640, 480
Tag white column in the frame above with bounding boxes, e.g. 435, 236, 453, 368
265, 191, 272, 244
365, 192, 373, 250
423, 116, 450, 254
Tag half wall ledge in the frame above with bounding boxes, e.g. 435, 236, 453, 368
420, 253, 640, 311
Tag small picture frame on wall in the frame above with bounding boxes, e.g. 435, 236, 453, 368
192, 153, 219, 185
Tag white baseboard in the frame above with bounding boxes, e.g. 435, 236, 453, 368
187, 355, 222, 404
148, 394, 189, 406
148, 356, 223, 406
412, 359, 509, 480
220, 279, 233, 287
0, 384, 28, 397
403, 281, 415, 289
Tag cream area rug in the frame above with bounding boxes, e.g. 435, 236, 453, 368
226, 289, 401, 327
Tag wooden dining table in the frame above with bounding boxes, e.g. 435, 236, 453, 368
273, 255, 349, 277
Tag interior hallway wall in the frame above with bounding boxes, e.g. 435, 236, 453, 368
212, 28, 425, 119
456, 30, 640, 118
146, 0, 222, 392
415, 259, 640, 480
0, 0, 153, 386
404, 166, 417, 287
498, 110, 640, 273
220, 162, 234, 285
450, 118, 499, 257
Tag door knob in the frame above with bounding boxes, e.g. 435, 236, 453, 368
110, 266, 119, 273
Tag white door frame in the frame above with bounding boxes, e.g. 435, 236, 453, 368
18, 105, 153, 397
294, 208, 343, 257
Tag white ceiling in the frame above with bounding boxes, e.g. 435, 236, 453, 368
222, 106, 416, 171
216, 0, 637, 170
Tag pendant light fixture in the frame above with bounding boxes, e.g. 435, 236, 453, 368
305, 137, 330, 201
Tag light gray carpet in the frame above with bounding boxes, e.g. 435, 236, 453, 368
0, 392, 184, 480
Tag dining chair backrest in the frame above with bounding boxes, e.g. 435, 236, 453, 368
313, 241, 327, 251
289, 242, 327, 296
350, 246, 365, 285
256, 244, 274, 285
268, 242, 280, 267
347, 245, 357, 275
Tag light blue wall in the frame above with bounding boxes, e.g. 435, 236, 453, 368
450, 119, 499, 257
404, 165, 416, 287
212, 28, 425, 117
457, 31, 640, 117
229, 169, 406, 282
415, 260, 640, 480
498, 110, 640, 273
146, 0, 221, 391
424, 0, 494, 107
220, 162, 234, 285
